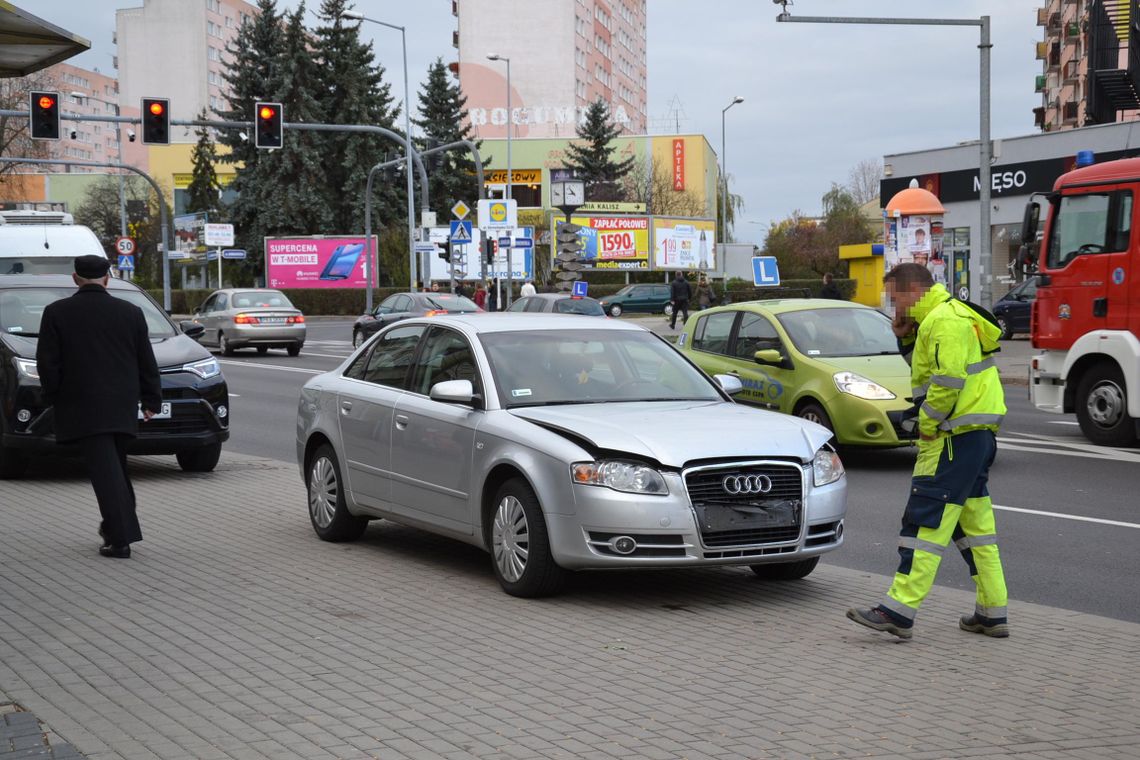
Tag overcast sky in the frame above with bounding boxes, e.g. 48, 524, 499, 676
39, 0, 1041, 241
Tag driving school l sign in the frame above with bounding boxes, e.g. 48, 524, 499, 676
477, 199, 518, 230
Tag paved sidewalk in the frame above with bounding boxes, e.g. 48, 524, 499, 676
2, 453, 1137, 760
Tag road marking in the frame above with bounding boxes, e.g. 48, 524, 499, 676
998, 433, 1140, 464
219, 360, 323, 375
1048, 420, 1080, 426
994, 504, 1140, 530
295, 351, 351, 360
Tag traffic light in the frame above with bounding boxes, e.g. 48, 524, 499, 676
484, 237, 498, 266
141, 98, 170, 144
29, 91, 61, 140
425, 136, 442, 173
255, 101, 283, 149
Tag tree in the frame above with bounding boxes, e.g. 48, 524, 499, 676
0, 71, 55, 180
413, 57, 484, 221
847, 158, 884, 206
73, 176, 164, 288
717, 175, 745, 243
761, 185, 872, 278
185, 109, 222, 217
565, 99, 635, 201
621, 157, 706, 217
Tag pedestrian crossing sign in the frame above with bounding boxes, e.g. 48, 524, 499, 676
450, 220, 473, 244
117, 255, 135, 271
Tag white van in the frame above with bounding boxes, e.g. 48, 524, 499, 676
0, 211, 107, 276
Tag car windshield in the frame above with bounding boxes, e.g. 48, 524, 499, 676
613, 285, 635, 296
0, 286, 177, 338
553, 297, 605, 316
424, 294, 479, 311
231, 290, 293, 309
480, 329, 721, 408
776, 307, 898, 358
1, 258, 79, 276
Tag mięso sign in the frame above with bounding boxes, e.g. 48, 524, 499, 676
880, 148, 1140, 204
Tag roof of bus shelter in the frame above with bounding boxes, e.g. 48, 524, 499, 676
0, 1, 90, 78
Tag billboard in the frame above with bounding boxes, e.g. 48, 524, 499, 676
560, 215, 650, 270
265, 237, 377, 289
173, 212, 207, 256
652, 218, 716, 270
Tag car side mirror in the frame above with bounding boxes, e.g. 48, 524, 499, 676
1020, 200, 1040, 245
180, 320, 205, 339
430, 379, 479, 407
714, 374, 744, 396
754, 349, 784, 366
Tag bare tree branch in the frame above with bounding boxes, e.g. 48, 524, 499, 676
846, 158, 883, 206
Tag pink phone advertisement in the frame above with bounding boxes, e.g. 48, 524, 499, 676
265, 237, 376, 289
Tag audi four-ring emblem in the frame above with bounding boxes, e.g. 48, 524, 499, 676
722, 474, 773, 495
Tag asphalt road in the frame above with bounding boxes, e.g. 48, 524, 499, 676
216, 318, 1140, 623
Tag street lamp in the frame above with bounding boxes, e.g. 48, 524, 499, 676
342, 9, 418, 299
71, 91, 127, 243
774, 6, 993, 308
487, 54, 514, 307
721, 96, 743, 251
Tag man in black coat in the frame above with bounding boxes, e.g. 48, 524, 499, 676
669, 272, 692, 330
35, 256, 162, 558
820, 272, 844, 300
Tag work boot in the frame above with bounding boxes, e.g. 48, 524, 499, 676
959, 613, 1009, 638
846, 607, 913, 640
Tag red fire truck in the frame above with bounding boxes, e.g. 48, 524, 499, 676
1024, 156, 1140, 446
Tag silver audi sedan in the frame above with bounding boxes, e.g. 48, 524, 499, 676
296, 314, 846, 597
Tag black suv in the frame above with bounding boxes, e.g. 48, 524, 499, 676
0, 275, 229, 478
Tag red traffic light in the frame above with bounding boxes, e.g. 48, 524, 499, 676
254, 101, 283, 149
148, 101, 165, 116
259, 105, 277, 120
37, 95, 56, 110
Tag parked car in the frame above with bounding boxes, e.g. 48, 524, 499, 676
352, 291, 481, 347
297, 313, 846, 598
192, 289, 306, 356
597, 283, 673, 318
677, 299, 914, 447
0, 275, 229, 478
992, 278, 1036, 339
508, 293, 606, 316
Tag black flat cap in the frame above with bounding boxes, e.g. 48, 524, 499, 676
74, 255, 111, 279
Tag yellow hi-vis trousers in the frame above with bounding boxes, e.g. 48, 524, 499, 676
879, 430, 1009, 624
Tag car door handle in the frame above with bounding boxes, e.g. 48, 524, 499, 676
394, 414, 409, 430
340, 400, 353, 413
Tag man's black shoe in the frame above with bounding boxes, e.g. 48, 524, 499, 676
98, 545, 130, 559
846, 607, 913, 639
959, 614, 1009, 638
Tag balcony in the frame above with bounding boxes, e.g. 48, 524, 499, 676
452, 29, 458, 48
1036, 74, 1048, 92
1063, 101, 1080, 122
1048, 43, 1062, 69
1087, 0, 1140, 121
1037, 7, 1049, 26
1048, 11, 1062, 30
1064, 60, 1081, 82
1036, 41, 1049, 59
1034, 106, 1046, 128
1066, 21, 1081, 40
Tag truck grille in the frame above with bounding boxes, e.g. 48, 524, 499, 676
684, 463, 804, 548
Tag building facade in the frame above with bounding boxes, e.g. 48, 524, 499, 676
1035, 0, 1140, 131
453, 0, 647, 139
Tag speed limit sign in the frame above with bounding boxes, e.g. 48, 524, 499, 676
115, 237, 136, 256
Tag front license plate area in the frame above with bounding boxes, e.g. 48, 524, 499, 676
139, 402, 172, 420
694, 500, 800, 532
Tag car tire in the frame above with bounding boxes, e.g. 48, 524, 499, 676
750, 557, 819, 580
352, 330, 364, 348
307, 443, 368, 542
175, 442, 222, 472
0, 445, 29, 479
219, 332, 235, 356
796, 401, 835, 441
489, 477, 568, 598
256, 346, 268, 355
1075, 362, 1138, 447
608, 304, 623, 318
287, 343, 302, 357
996, 316, 1012, 340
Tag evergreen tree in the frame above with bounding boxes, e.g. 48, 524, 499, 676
186, 110, 221, 218
564, 99, 635, 201
413, 58, 483, 220
216, 0, 283, 283
256, 3, 335, 237
312, 0, 401, 235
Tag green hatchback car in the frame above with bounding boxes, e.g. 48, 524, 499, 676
677, 299, 916, 447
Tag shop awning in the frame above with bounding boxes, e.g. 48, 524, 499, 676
0, 1, 90, 78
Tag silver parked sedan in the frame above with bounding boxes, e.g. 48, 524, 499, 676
192, 288, 306, 356
296, 313, 846, 597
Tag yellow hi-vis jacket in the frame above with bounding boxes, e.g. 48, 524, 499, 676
899, 284, 1006, 439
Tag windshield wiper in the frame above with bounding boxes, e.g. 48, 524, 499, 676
509, 400, 608, 408
4, 331, 38, 337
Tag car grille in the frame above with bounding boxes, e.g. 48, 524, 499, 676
139, 403, 217, 437
684, 463, 804, 549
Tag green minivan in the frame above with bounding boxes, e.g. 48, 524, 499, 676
597, 283, 673, 318
677, 299, 916, 447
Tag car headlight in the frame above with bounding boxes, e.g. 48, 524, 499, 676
571, 460, 668, 495
14, 358, 39, 380
183, 358, 221, 379
812, 448, 845, 487
833, 371, 895, 400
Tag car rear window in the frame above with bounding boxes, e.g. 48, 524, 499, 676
554, 298, 605, 316
424, 294, 480, 311
232, 291, 294, 309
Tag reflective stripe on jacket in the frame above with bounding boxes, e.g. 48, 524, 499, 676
907, 283, 1006, 438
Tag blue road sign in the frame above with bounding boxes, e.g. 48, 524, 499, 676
449, 220, 473, 243
751, 256, 781, 287
414, 243, 437, 254
221, 248, 247, 260
514, 237, 534, 249
117, 255, 135, 271
571, 280, 588, 298
206, 250, 219, 262
498, 236, 512, 248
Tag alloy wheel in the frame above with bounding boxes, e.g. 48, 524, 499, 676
492, 495, 529, 583
309, 456, 338, 529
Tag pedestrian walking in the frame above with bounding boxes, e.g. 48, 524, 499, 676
487, 278, 499, 312
820, 272, 843, 300
35, 255, 162, 559
847, 263, 1008, 639
473, 281, 487, 309
694, 276, 717, 310
520, 279, 537, 298
669, 272, 691, 329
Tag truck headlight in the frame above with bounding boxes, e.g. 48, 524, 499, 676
183, 358, 221, 379
14, 358, 39, 380
571, 460, 668, 495
812, 449, 845, 487
833, 371, 895, 400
